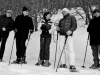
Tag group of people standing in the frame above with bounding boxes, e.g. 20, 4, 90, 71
0, 6, 34, 64
35, 8, 77, 72
0, 6, 100, 72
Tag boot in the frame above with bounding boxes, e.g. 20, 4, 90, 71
0, 58, 2, 62
59, 64, 67, 68
12, 58, 22, 64
21, 57, 27, 64
90, 59, 99, 69
42, 60, 51, 67
35, 60, 44, 66
69, 65, 78, 72
89, 64, 99, 69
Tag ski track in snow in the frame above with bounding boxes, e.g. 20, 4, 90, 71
0, 24, 100, 75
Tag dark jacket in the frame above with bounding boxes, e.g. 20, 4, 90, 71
41, 20, 52, 35
87, 16, 100, 45
14, 14, 34, 39
58, 14, 77, 35
0, 15, 14, 38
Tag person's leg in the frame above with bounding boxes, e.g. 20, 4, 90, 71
35, 35, 44, 66
58, 35, 67, 68
0, 36, 8, 60
98, 45, 100, 60
66, 36, 75, 66
65, 36, 77, 72
20, 39, 27, 63
16, 38, 21, 59
13, 38, 21, 63
43, 35, 51, 67
40, 35, 44, 60
90, 45, 99, 69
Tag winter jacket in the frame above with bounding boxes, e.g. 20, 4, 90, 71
14, 14, 34, 39
38, 20, 55, 35
0, 15, 14, 38
87, 16, 100, 45
58, 14, 77, 35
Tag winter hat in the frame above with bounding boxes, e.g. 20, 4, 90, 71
6, 10, 13, 15
93, 9, 100, 14
62, 8, 69, 13
43, 12, 51, 21
22, 6, 28, 11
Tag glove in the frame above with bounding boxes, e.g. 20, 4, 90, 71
66, 30, 72, 36
14, 29, 17, 33
41, 24, 47, 31
56, 27, 60, 31
30, 30, 33, 34
2, 27, 6, 31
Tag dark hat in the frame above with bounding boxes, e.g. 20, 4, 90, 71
43, 12, 51, 21
93, 9, 100, 14
22, 6, 28, 11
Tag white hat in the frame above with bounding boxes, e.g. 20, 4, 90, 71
6, 10, 13, 15
62, 8, 69, 13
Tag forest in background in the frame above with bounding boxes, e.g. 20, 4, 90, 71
0, 0, 100, 30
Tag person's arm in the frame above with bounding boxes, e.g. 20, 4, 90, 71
87, 20, 92, 32
29, 18, 34, 31
5, 19, 14, 31
69, 16, 77, 32
48, 22, 56, 34
29, 18, 34, 34
37, 21, 43, 32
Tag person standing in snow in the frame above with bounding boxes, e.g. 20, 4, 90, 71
12, 6, 34, 64
0, 10, 14, 62
35, 12, 55, 67
57, 8, 77, 72
87, 9, 100, 69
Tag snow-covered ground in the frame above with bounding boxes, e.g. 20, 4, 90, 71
0, 21, 100, 75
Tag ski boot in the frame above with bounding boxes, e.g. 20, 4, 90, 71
35, 60, 44, 66
59, 64, 67, 68
12, 58, 22, 64
42, 60, 51, 67
0, 58, 2, 62
69, 65, 78, 72
21, 57, 27, 64
89, 64, 99, 69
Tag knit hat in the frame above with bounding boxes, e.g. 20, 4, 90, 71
22, 6, 28, 11
62, 8, 69, 13
6, 10, 13, 15
93, 9, 100, 14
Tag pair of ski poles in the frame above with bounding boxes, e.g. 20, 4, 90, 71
54, 33, 89, 71
8, 31, 31, 66
53, 33, 67, 72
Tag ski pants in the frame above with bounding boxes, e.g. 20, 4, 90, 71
39, 34, 51, 60
91, 45, 100, 65
0, 34, 9, 59
58, 35, 75, 66
16, 38, 26, 59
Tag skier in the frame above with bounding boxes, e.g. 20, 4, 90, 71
87, 9, 100, 69
0, 10, 14, 62
12, 6, 34, 64
35, 12, 55, 67
57, 8, 77, 72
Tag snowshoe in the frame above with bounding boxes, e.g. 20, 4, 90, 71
35, 60, 44, 66
11, 58, 22, 64
89, 64, 99, 69
0, 59, 2, 62
69, 66, 78, 72
59, 64, 67, 68
21, 58, 27, 64
42, 61, 51, 67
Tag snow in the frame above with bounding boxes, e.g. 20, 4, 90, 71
0, 20, 100, 75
